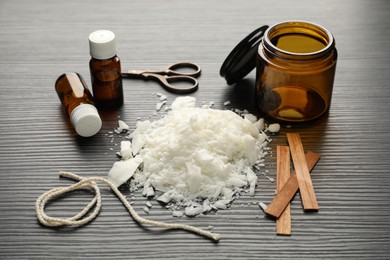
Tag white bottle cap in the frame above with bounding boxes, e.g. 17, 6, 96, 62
89, 30, 117, 59
70, 104, 102, 137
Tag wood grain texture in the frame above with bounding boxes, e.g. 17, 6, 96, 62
287, 133, 319, 210
276, 146, 291, 236
265, 152, 321, 218
1, 0, 390, 259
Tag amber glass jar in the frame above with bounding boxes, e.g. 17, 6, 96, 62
256, 21, 337, 122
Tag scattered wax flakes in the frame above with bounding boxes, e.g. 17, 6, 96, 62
212, 200, 231, 210
185, 205, 204, 217
170, 96, 196, 110
244, 113, 257, 123
119, 141, 132, 160
142, 179, 152, 196
249, 183, 256, 197
107, 156, 143, 187
131, 134, 146, 156
254, 118, 265, 132
263, 173, 275, 183
267, 176, 275, 182
260, 131, 271, 142
246, 167, 258, 196
201, 101, 214, 109
185, 162, 203, 194
246, 167, 257, 183
157, 191, 173, 204
159, 94, 167, 101
222, 188, 234, 200
146, 201, 152, 208
258, 202, 268, 212
117, 120, 130, 132
226, 176, 248, 188
172, 211, 183, 218
202, 199, 213, 213
129, 120, 151, 139
144, 187, 155, 197
143, 206, 150, 214
156, 101, 167, 111
223, 100, 231, 106
267, 123, 280, 133
109, 96, 278, 217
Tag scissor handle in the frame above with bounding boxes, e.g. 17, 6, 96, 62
143, 73, 198, 94
166, 62, 201, 77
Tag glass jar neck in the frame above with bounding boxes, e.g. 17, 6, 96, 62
262, 21, 335, 61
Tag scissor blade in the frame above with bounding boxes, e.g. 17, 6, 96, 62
121, 70, 148, 78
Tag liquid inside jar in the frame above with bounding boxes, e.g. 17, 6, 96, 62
266, 86, 326, 121
271, 34, 327, 53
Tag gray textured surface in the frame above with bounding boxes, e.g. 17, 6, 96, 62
1, 0, 390, 259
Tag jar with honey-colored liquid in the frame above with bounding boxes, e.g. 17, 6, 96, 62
256, 21, 337, 121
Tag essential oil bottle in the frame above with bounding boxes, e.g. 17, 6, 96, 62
89, 30, 124, 109
55, 72, 102, 137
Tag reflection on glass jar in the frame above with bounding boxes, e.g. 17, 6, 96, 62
256, 21, 337, 122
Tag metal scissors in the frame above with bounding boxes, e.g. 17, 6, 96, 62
121, 62, 201, 94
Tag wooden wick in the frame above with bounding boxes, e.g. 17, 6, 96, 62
265, 151, 321, 218
276, 146, 291, 235
287, 133, 319, 210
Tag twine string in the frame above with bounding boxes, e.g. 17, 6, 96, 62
35, 171, 220, 241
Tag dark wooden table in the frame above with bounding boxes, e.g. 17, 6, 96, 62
1, 0, 389, 259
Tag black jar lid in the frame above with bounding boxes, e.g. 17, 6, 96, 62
220, 25, 268, 85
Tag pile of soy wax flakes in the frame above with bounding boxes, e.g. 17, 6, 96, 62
106, 94, 280, 218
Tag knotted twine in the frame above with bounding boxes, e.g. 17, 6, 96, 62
35, 171, 220, 241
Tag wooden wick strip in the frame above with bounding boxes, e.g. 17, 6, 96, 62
287, 133, 319, 210
276, 146, 291, 235
265, 151, 320, 218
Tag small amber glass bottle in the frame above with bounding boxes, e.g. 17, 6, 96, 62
256, 21, 337, 122
89, 30, 124, 109
55, 72, 102, 137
